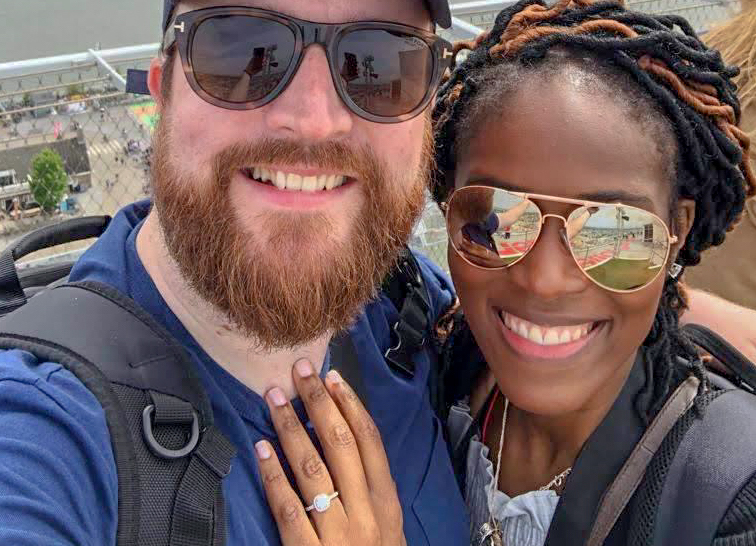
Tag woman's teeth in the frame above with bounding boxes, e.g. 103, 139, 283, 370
501, 311, 594, 346
244, 167, 347, 192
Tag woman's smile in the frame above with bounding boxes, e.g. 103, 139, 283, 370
497, 308, 608, 360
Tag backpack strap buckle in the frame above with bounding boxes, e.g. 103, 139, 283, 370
384, 253, 431, 378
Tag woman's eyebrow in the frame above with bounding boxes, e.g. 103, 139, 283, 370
465, 176, 522, 191
467, 177, 656, 209
577, 190, 655, 209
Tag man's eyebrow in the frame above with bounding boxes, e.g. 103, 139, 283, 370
466, 177, 656, 208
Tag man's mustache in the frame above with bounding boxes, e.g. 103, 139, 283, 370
211, 139, 371, 177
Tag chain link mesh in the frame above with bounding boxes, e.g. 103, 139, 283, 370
0, 56, 153, 264
0, 0, 743, 271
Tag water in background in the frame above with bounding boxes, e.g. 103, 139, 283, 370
0, 0, 162, 63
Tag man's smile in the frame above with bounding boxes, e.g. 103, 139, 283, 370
242, 167, 351, 192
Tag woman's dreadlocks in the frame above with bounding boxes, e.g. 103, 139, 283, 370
433, 0, 756, 421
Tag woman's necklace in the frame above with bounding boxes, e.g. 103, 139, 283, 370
478, 394, 573, 546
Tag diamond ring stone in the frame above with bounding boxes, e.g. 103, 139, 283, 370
305, 491, 340, 513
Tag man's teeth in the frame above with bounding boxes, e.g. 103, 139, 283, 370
249, 167, 347, 192
501, 311, 594, 346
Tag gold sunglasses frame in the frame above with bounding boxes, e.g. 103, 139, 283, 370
441, 185, 679, 294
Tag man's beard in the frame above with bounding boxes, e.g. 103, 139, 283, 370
151, 116, 431, 350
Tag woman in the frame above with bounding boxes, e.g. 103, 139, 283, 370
255, 1, 756, 544
432, 0, 756, 543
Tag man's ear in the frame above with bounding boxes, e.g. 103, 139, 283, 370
671, 198, 695, 263
148, 57, 166, 111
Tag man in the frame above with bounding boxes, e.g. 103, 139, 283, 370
0, 1, 752, 545
0, 1, 466, 544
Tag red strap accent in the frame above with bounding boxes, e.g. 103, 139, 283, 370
481, 389, 500, 443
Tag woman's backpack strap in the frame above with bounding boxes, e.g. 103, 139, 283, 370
585, 376, 700, 546
0, 281, 235, 546
682, 323, 756, 392
653, 388, 756, 546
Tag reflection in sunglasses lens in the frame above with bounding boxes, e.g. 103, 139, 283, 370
569, 206, 669, 291
192, 15, 297, 103
447, 188, 670, 292
448, 187, 539, 268
337, 30, 433, 117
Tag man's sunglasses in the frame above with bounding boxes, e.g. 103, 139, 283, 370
443, 186, 679, 293
161, 7, 454, 123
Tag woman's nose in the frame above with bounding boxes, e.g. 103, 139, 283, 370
506, 218, 591, 300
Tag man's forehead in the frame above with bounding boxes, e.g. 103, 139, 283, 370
177, 0, 432, 28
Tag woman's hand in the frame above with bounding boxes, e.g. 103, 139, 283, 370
255, 360, 407, 546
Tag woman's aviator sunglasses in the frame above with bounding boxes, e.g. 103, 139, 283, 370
443, 186, 679, 293
162, 7, 454, 123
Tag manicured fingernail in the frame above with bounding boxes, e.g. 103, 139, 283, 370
294, 359, 314, 378
255, 441, 271, 460
267, 387, 287, 407
326, 370, 343, 385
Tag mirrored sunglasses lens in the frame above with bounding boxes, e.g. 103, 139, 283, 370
448, 187, 540, 268
568, 205, 670, 291
337, 29, 433, 118
192, 15, 296, 103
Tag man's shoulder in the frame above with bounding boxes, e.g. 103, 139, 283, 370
361, 250, 454, 337
0, 349, 118, 544
411, 249, 455, 320
0, 348, 108, 427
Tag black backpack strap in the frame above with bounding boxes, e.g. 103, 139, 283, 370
381, 247, 432, 378
0, 281, 235, 546
0, 249, 27, 316
0, 215, 110, 315
327, 248, 433, 409
682, 323, 756, 392
329, 331, 369, 405
653, 388, 756, 546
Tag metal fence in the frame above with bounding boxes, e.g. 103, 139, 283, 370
0, 0, 744, 271
450, 0, 740, 32
0, 47, 155, 263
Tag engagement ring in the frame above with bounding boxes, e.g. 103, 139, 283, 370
305, 491, 340, 513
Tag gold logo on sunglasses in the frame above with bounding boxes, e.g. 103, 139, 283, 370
174, 22, 186, 33
443, 48, 454, 59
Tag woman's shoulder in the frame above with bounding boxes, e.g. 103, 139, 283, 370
649, 385, 756, 545
715, 473, 756, 545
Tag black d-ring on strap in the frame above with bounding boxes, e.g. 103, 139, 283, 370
142, 390, 202, 459
142, 404, 200, 459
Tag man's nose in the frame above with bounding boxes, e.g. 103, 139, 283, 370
262, 46, 353, 141
507, 220, 591, 300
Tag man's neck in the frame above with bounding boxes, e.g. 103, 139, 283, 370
136, 212, 331, 399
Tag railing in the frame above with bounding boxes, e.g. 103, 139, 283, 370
449, 0, 740, 31
0, 0, 744, 271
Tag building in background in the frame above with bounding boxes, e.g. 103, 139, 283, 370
0, 129, 91, 213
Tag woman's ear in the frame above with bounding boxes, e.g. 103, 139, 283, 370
671, 198, 696, 262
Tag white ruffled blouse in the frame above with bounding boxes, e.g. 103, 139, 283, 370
447, 401, 560, 546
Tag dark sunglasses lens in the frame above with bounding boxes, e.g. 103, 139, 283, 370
568, 205, 670, 291
337, 29, 433, 118
448, 187, 541, 268
191, 15, 296, 103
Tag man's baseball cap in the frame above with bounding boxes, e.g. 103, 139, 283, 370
126, 0, 452, 94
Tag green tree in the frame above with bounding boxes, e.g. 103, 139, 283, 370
29, 149, 67, 213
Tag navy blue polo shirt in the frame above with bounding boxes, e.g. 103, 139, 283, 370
0, 201, 469, 545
